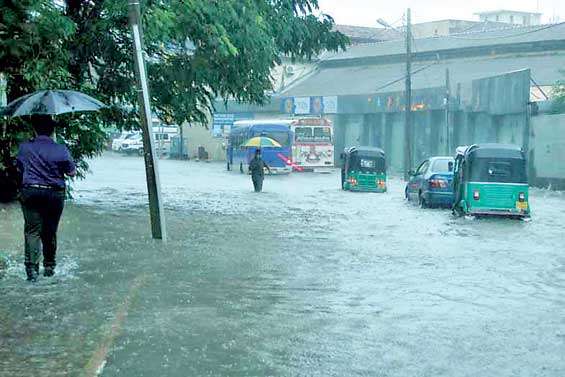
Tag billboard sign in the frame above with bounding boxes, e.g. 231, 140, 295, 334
212, 113, 254, 138
280, 96, 339, 114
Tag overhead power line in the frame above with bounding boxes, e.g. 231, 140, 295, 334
443, 22, 565, 41
374, 61, 438, 93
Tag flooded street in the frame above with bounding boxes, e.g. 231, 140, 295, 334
1, 153, 564, 376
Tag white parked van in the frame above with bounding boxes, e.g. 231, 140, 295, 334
119, 126, 179, 156
111, 132, 140, 152
153, 126, 179, 155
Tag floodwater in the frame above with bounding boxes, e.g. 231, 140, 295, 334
1, 153, 564, 377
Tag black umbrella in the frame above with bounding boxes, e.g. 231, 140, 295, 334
2, 90, 106, 117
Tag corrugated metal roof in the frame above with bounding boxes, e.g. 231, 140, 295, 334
457, 21, 517, 34
475, 10, 542, 16
281, 52, 565, 97
333, 24, 396, 42
321, 22, 565, 63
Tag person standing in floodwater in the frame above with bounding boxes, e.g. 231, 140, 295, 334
16, 115, 76, 281
248, 149, 271, 192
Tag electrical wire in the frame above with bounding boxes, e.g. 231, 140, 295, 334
530, 76, 549, 100
374, 61, 439, 93
389, 14, 405, 28
443, 21, 565, 41
455, 20, 501, 35
410, 34, 435, 88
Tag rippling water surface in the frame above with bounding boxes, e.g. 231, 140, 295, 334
1, 153, 564, 376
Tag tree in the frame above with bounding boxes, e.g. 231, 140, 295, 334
0, 0, 349, 201
551, 76, 565, 113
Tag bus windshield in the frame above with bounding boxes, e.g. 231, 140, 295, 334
314, 127, 332, 142
253, 130, 290, 146
295, 127, 331, 143
295, 127, 313, 142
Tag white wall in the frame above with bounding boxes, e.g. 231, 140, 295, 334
480, 12, 540, 26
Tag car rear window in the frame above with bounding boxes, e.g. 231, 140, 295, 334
432, 159, 453, 172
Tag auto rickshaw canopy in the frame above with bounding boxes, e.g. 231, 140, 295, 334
343, 146, 386, 173
455, 144, 527, 184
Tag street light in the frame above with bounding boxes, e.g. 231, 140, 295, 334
376, 18, 393, 29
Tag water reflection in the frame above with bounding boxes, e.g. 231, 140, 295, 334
1, 154, 564, 376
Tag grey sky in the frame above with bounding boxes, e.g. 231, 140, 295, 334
317, 0, 564, 27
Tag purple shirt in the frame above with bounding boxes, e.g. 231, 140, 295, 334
17, 136, 76, 189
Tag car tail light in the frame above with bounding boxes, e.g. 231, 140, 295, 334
348, 177, 358, 186
473, 191, 480, 200
518, 192, 526, 202
376, 179, 386, 188
429, 179, 448, 189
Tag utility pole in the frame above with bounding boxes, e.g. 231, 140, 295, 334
445, 68, 451, 155
404, 8, 413, 181
128, 0, 167, 241
179, 125, 184, 159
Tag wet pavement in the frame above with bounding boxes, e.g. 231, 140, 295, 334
1, 152, 564, 377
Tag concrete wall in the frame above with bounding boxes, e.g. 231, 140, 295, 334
181, 123, 225, 161
334, 108, 565, 189
335, 109, 532, 173
336, 110, 451, 173
452, 112, 528, 147
389, 113, 405, 172
531, 113, 565, 188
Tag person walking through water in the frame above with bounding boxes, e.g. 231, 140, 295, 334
249, 148, 271, 192
16, 115, 76, 281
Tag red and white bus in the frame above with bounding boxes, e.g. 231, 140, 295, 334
290, 118, 334, 171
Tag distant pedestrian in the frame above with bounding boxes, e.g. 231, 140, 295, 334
248, 149, 271, 192
16, 115, 76, 281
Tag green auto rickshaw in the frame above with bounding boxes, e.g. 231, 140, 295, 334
452, 144, 530, 218
341, 146, 387, 192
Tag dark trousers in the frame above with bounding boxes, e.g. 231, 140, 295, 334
252, 175, 264, 192
20, 187, 65, 269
